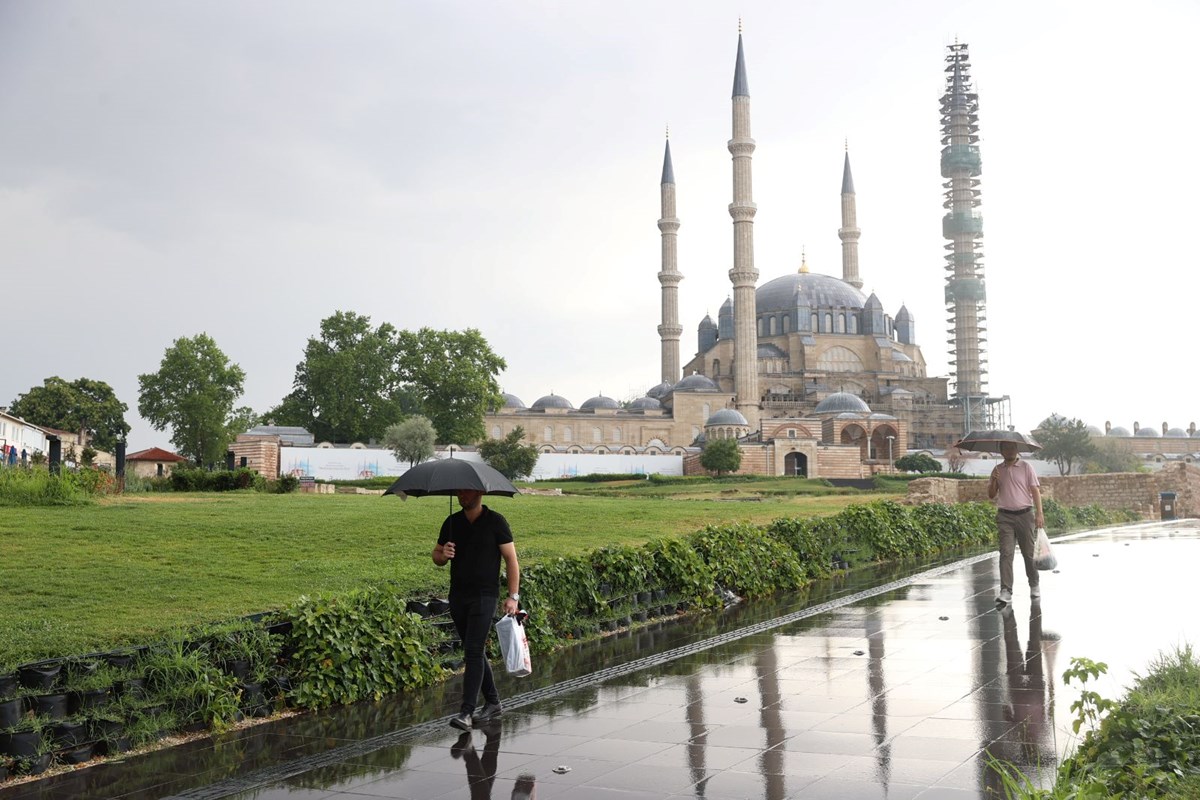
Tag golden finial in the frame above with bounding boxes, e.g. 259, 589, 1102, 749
799, 246, 809, 274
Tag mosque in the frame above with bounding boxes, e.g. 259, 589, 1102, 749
486, 33, 981, 478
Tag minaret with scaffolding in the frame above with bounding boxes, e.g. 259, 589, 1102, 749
940, 43, 994, 433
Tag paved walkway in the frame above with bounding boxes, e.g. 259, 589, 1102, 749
6, 520, 1198, 800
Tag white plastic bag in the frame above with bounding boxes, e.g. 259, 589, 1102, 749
495, 613, 532, 678
1034, 527, 1057, 571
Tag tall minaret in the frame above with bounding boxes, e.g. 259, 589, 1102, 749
839, 147, 863, 289
728, 29, 760, 428
657, 134, 682, 384
940, 43, 988, 431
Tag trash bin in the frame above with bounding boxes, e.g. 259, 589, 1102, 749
1159, 491, 1177, 520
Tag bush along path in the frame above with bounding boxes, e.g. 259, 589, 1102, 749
0, 499, 1141, 783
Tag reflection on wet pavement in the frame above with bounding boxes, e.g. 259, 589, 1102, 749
7, 521, 1198, 799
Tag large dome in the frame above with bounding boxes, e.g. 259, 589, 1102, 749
814, 392, 871, 414
531, 393, 573, 410
756, 272, 868, 315
580, 395, 620, 411
501, 392, 526, 409
1135, 427, 1160, 438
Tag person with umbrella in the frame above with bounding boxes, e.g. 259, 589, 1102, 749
432, 486, 521, 731
987, 440, 1045, 607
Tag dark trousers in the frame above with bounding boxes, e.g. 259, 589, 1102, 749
450, 594, 499, 715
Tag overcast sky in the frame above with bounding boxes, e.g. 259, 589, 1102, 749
3, 1, 1197, 450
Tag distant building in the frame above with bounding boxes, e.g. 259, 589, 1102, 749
126, 447, 188, 478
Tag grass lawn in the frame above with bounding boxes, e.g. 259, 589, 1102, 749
0, 483, 897, 666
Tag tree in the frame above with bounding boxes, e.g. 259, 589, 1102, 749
945, 448, 966, 474
384, 415, 437, 467
894, 453, 942, 473
138, 334, 247, 466
271, 311, 418, 443
700, 438, 742, 476
9, 376, 130, 451
478, 427, 539, 480
1085, 439, 1144, 474
226, 406, 262, 442
397, 328, 506, 445
1035, 413, 1096, 476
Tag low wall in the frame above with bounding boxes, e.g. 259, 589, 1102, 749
906, 462, 1200, 519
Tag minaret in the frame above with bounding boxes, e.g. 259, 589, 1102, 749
839, 147, 863, 289
940, 43, 989, 431
657, 133, 683, 384
728, 29, 760, 428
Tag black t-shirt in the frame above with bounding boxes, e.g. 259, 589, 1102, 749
437, 505, 514, 600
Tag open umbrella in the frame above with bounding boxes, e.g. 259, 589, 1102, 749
382, 458, 517, 498
952, 429, 1043, 454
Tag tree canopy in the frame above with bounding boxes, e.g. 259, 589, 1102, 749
8, 376, 131, 452
894, 453, 943, 473
479, 426, 540, 480
270, 311, 418, 443
1035, 413, 1096, 476
700, 438, 742, 476
396, 327, 505, 445
138, 334, 246, 465
384, 415, 437, 467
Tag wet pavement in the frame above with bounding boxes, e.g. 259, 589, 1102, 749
5, 520, 1199, 800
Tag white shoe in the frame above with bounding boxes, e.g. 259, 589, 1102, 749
1030, 585, 1041, 600
996, 588, 1012, 606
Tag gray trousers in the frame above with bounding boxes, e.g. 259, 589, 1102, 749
996, 509, 1039, 592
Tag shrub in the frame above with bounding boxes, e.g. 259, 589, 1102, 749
894, 453, 943, 473
1041, 498, 1070, 531
687, 522, 807, 597
0, 468, 91, 506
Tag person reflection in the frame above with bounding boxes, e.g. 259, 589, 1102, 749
451, 723, 537, 799
1000, 602, 1052, 765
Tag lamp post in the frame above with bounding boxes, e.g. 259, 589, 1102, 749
886, 435, 895, 472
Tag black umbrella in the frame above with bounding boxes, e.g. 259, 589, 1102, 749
382, 458, 517, 498
952, 429, 1043, 454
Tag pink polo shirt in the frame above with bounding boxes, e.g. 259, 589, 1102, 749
995, 458, 1039, 510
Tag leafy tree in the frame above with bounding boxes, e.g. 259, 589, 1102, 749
384, 415, 437, 467
8, 376, 130, 451
226, 406, 262, 442
1035, 413, 1096, 476
271, 311, 418, 443
1085, 439, 1144, 474
397, 328, 505, 445
138, 334, 247, 466
700, 438, 742, 476
479, 426, 539, 480
894, 453, 942, 473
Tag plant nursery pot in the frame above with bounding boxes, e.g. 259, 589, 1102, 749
16, 752, 54, 776
0, 761, 7, 781
637, 592, 651, 605
632, 610, 648, 623
115, 678, 148, 700
31, 692, 69, 720
59, 742, 95, 765
70, 687, 112, 714
600, 620, 616, 632
99, 736, 132, 755
0, 697, 26, 729
618, 616, 632, 628
653, 589, 668, 602
222, 659, 251, 681
138, 703, 167, 719
0, 729, 43, 759
102, 651, 137, 670
64, 660, 101, 682
0, 673, 17, 697
89, 719, 125, 742
50, 720, 89, 748
239, 683, 270, 717
405, 600, 431, 618
17, 662, 61, 691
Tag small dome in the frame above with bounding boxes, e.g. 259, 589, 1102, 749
646, 381, 673, 399
628, 396, 662, 410
1108, 426, 1131, 437
864, 292, 883, 309
814, 392, 871, 414
581, 394, 619, 411
699, 314, 716, 330
1166, 428, 1188, 438
531, 393, 574, 410
891, 350, 913, 362
501, 393, 526, 409
895, 304, 912, 323
1086, 425, 1103, 435
672, 374, 722, 392
706, 408, 748, 426
1135, 427, 1160, 438
719, 297, 733, 313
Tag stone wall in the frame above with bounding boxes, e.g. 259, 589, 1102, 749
231, 434, 281, 479
905, 463, 1200, 519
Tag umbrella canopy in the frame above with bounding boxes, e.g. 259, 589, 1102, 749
383, 458, 517, 498
952, 429, 1043, 454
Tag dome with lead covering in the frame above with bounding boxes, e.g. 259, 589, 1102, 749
531, 393, 574, 410
646, 382, 673, 399
581, 395, 620, 411
672, 374, 722, 392
706, 408, 748, 426
628, 396, 661, 410
814, 392, 871, 414
501, 393, 526, 409
1108, 426, 1131, 437
1135, 427, 1160, 438
756, 272, 867, 314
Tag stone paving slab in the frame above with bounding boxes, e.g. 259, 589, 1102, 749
6, 520, 1198, 800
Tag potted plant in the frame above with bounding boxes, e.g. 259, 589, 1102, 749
49, 714, 89, 748
0, 715, 46, 759
65, 662, 123, 714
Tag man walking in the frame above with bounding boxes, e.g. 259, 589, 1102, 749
988, 441, 1044, 607
432, 489, 521, 731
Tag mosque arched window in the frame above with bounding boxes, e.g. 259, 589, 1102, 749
848, 314, 858, 334
562, 427, 572, 442
712, 359, 720, 376
592, 427, 602, 443
543, 426, 553, 442
823, 313, 833, 332
612, 427, 621, 442
491, 425, 502, 440
702, 403, 711, 419
757, 318, 765, 336
816, 345, 864, 372
811, 313, 819, 332
768, 316, 776, 335
836, 314, 846, 333
783, 314, 790, 333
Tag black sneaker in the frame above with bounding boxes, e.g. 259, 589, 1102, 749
449, 711, 472, 731
450, 731, 474, 759
473, 701, 503, 724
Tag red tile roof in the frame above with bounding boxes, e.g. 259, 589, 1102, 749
126, 447, 188, 463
